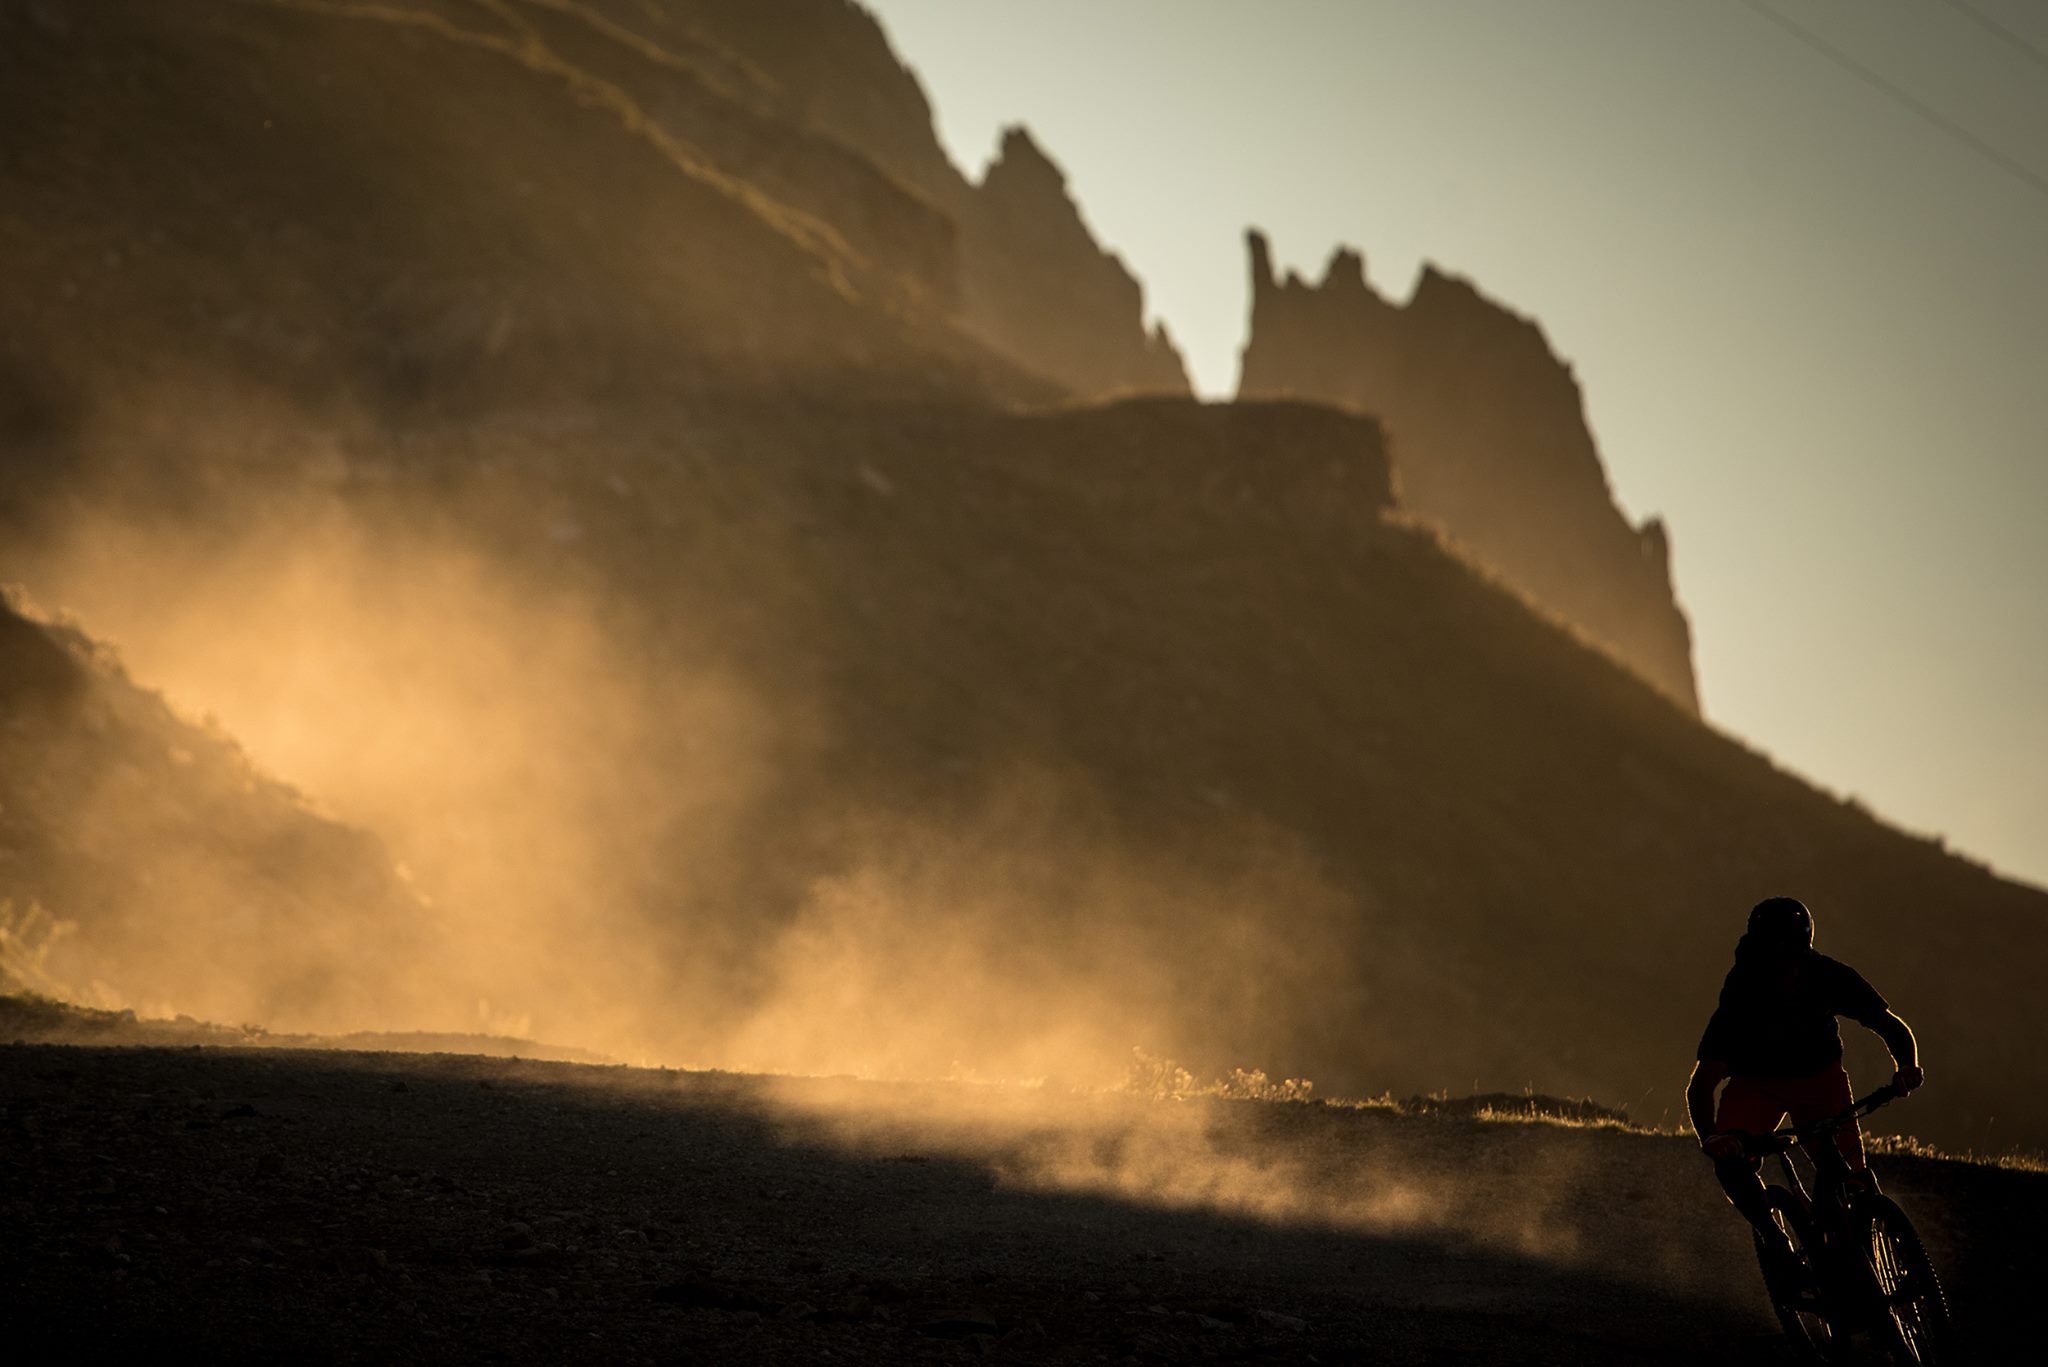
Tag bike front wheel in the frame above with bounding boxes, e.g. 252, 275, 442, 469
1862, 1194, 1953, 1364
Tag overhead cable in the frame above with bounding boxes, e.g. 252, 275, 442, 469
1938, 0, 2048, 76
1735, 0, 2048, 203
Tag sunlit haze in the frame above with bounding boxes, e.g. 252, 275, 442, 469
6, 5, 2048, 1357
868, 0, 2048, 888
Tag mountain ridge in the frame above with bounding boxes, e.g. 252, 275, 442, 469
1, 0, 2042, 1156
1238, 229, 1700, 712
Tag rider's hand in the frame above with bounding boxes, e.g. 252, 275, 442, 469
1701, 1131, 1745, 1161
1893, 1064, 1925, 1096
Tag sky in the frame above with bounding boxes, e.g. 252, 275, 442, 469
865, 0, 2048, 890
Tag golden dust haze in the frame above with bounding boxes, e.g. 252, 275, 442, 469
8, 0, 2047, 1198
14, 395, 1356, 1097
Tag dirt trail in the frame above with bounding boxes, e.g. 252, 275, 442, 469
3, 1043, 2035, 1363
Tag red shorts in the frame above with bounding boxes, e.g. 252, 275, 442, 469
1716, 1064, 1866, 1169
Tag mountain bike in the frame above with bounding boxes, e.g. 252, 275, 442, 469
1742, 1083, 1955, 1364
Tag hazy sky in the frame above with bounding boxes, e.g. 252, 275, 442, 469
866, 0, 2048, 890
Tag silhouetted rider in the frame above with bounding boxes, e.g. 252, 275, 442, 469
1685, 897, 1924, 1237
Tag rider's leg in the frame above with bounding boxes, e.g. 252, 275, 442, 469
1713, 1075, 1788, 1235
1713, 1154, 1776, 1227
1713, 1149, 1810, 1292
1716, 1077, 1820, 1292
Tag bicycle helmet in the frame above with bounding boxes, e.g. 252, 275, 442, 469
1747, 896, 1815, 951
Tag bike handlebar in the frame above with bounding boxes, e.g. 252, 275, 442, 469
1739, 1082, 1901, 1157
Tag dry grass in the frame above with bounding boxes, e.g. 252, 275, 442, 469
1120, 1048, 1317, 1103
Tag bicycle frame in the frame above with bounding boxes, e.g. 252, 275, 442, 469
1737, 1083, 1952, 1363
1744, 1086, 1901, 1320
1767, 1110, 1872, 1223
1745, 1083, 1899, 1190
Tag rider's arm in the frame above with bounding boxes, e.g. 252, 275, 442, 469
1873, 1009, 1917, 1067
1871, 1009, 1924, 1092
1686, 1059, 1728, 1141
1831, 959, 1924, 1095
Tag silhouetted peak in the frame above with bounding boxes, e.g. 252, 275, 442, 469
1408, 263, 1491, 315
956, 123, 1189, 397
1247, 228, 1277, 294
1407, 264, 1571, 378
982, 124, 1067, 197
1409, 265, 1545, 337
1237, 232, 1699, 712
1245, 233, 1381, 309
1321, 246, 1370, 293
1639, 517, 1674, 587
608, 8, 1182, 403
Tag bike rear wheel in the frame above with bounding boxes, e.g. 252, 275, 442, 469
1862, 1194, 1953, 1364
1755, 1186, 1837, 1362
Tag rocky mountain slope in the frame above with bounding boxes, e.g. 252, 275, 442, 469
12, 390, 2044, 1150
0, 596, 430, 1030
643, 0, 1192, 397
2, 0, 2043, 1160
1238, 232, 1699, 711
0, 0, 1179, 437
0, 0, 1039, 436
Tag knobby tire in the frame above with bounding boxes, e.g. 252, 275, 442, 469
1861, 1193, 1953, 1365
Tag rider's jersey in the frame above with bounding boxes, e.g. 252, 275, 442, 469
1696, 945, 1889, 1078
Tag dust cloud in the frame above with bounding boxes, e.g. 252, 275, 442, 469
4, 394, 1727, 1288
8, 397, 1359, 1097
717, 781, 1358, 1087
741, 1073, 1728, 1295
20, 493, 768, 1054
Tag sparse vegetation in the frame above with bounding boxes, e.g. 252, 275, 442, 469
1464, 1100, 1636, 1132
1121, 1048, 1315, 1103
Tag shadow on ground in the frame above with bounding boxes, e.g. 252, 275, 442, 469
3, 1044, 2031, 1364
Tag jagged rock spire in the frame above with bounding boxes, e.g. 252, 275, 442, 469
1238, 231, 1699, 712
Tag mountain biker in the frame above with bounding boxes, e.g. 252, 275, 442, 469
1685, 897, 1924, 1242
